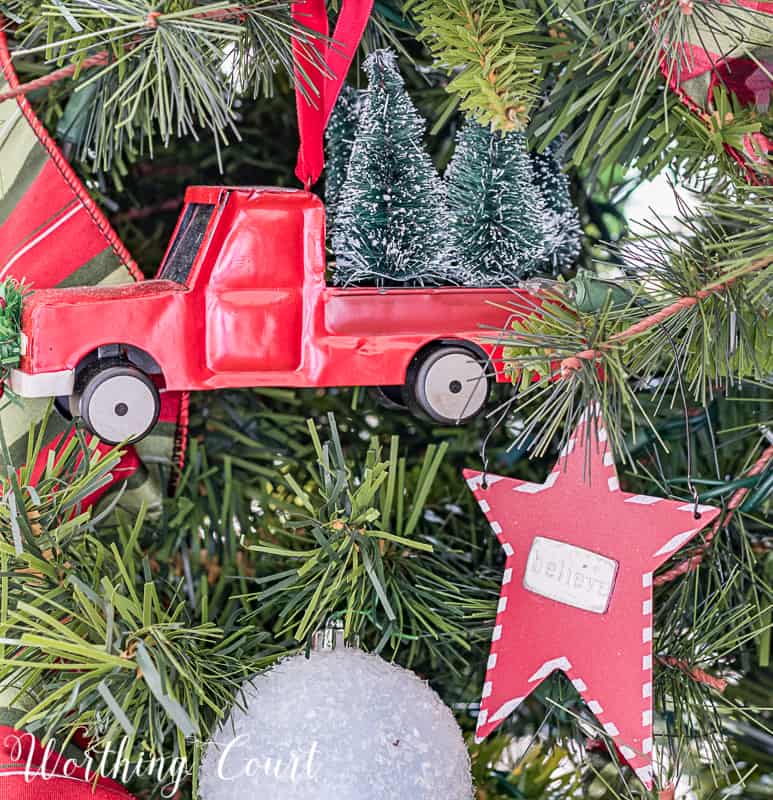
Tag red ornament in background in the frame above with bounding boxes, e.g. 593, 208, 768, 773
659, 0, 772, 183
464, 411, 721, 788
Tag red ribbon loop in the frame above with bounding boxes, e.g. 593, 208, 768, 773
291, 0, 374, 187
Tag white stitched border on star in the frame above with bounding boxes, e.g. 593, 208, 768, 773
653, 528, 701, 557
478, 653, 653, 772
640, 562, 654, 783
677, 503, 715, 514
625, 494, 662, 505
466, 473, 503, 491
514, 470, 560, 494
478, 564, 656, 774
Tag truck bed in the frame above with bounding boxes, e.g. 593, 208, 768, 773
324, 286, 535, 338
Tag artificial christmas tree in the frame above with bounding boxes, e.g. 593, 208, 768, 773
324, 83, 361, 227
445, 121, 546, 284
0, 3, 770, 800
332, 49, 451, 285
529, 140, 582, 272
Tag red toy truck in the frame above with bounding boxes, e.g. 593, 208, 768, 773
9, 186, 538, 444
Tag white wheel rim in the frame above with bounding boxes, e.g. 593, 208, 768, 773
422, 352, 487, 421
87, 375, 157, 442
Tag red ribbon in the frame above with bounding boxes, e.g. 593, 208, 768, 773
0, 725, 134, 799
24, 430, 141, 511
291, 0, 374, 187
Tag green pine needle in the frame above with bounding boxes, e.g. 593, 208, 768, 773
244, 413, 497, 658
411, 0, 542, 132
0, 279, 27, 374
9, 0, 327, 171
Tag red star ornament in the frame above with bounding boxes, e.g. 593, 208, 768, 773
464, 414, 721, 788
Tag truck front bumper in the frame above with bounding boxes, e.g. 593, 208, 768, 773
8, 368, 75, 398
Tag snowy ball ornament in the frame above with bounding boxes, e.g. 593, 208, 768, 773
199, 643, 473, 800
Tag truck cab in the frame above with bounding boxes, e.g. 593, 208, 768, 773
10, 186, 538, 444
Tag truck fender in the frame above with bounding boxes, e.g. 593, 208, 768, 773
73, 344, 164, 387
407, 338, 491, 378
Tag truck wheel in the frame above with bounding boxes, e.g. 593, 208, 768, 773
78, 362, 160, 445
406, 344, 490, 424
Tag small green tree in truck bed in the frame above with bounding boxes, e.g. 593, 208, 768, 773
332, 49, 451, 286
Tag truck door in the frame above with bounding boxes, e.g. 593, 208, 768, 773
205, 200, 305, 374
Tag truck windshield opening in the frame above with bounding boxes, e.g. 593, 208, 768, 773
159, 203, 215, 284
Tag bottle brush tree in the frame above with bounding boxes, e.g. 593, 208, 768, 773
445, 121, 546, 285
332, 49, 451, 286
530, 139, 582, 273
324, 83, 361, 229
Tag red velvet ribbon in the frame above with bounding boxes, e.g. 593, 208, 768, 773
291, 0, 374, 187
0, 725, 134, 799
24, 430, 141, 511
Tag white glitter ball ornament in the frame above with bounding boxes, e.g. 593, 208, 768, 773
199, 647, 474, 800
